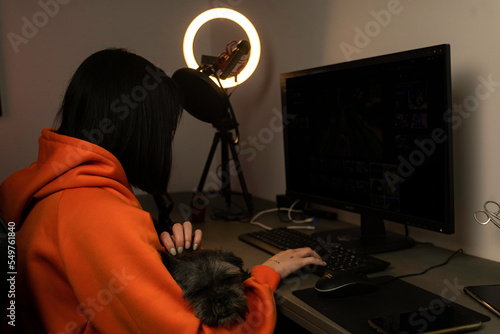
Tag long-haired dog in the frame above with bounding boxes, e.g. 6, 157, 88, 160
160, 249, 251, 328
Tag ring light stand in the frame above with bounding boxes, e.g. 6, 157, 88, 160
172, 67, 254, 218
154, 8, 259, 227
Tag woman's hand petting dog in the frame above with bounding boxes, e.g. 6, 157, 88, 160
263, 247, 326, 278
160, 221, 202, 256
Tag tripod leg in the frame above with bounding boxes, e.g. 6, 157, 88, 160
225, 133, 254, 215
196, 133, 221, 193
220, 133, 231, 207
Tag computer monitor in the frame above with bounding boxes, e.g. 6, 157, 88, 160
280, 44, 453, 254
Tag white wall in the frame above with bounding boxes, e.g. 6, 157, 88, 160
1, 0, 500, 262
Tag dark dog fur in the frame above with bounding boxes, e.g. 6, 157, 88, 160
160, 249, 251, 328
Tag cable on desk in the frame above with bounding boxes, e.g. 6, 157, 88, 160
287, 199, 315, 224
379, 248, 464, 285
249, 207, 316, 230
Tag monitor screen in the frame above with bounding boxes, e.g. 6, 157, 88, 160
280, 44, 453, 253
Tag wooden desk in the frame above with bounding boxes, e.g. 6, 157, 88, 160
138, 193, 500, 333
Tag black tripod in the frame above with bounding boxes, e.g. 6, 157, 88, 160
169, 65, 254, 221
195, 125, 253, 217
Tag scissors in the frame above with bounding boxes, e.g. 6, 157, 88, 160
474, 201, 500, 229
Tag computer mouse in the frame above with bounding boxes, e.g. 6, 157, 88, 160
314, 271, 378, 297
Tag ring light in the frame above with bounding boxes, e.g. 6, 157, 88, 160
183, 8, 261, 88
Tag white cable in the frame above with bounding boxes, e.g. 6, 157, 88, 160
250, 206, 315, 230
249, 208, 279, 230
250, 221, 272, 230
288, 200, 315, 224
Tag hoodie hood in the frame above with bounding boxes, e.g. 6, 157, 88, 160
0, 128, 138, 228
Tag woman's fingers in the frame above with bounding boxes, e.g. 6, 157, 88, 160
192, 228, 202, 250
160, 231, 177, 256
171, 223, 185, 253
160, 221, 203, 255
182, 221, 193, 250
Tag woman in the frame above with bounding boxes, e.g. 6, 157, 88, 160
0, 48, 324, 333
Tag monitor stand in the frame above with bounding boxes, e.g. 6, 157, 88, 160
311, 214, 415, 254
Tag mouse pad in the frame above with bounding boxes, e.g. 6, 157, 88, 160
292, 276, 490, 334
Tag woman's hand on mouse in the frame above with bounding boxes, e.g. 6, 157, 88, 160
161, 221, 202, 256
263, 247, 326, 278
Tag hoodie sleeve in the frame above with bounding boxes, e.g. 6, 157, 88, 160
56, 188, 279, 334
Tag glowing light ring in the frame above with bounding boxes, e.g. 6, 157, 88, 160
183, 8, 261, 88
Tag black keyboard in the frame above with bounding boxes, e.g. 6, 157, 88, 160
239, 227, 390, 275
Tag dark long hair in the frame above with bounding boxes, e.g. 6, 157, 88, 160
55, 48, 183, 194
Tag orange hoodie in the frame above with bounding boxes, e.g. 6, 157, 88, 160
0, 128, 280, 334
